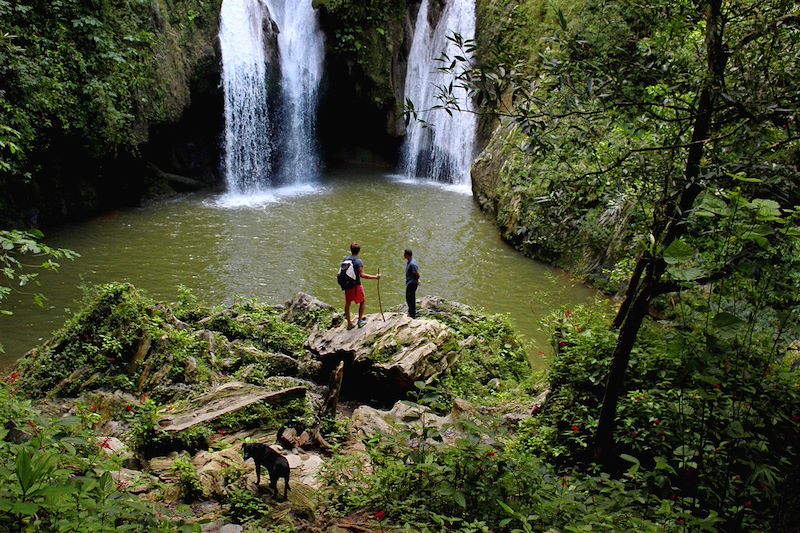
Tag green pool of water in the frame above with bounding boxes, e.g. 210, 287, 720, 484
0, 170, 594, 369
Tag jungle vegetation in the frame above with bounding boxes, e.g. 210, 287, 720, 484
0, 0, 798, 531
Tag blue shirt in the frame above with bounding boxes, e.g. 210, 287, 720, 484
405, 258, 419, 286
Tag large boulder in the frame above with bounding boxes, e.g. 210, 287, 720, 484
280, 292, 339, 332
306, 312, 459, 402
351, 399, 482, 447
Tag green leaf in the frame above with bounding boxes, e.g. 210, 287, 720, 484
750, 198, 782, 220
730, 173, 762, 183
11, 501, 39, 515
663, 239, 695, 264
15, 449, 34, 494
712, 312, 745, 338
726, 420, 745, 439
454, 490, 467, 509
37, 485, 77, 498
667, 265, 704, 281
556, 8, 568, 30
697, 194, 729, 216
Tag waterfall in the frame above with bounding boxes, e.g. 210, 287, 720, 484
219, 0, 324, 194
401, 0, 477, 185
219, 0, 273, 193
266, 0, 325, 183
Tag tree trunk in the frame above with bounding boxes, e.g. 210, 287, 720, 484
593, 0, 725, 467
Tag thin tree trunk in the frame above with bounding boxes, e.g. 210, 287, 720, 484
593, 0, 725, 466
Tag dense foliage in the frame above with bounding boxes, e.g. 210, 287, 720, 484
0, 0, 221, 220
0, 384, 195, 532
312, 0, 407, 109
471, 0, 799, 286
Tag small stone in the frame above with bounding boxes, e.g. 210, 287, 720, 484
184, 356, 198, 382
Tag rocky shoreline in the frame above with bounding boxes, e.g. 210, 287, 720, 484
4, 283, 538, 531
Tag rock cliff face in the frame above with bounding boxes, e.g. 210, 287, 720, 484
0, 0, 227, 227
313, 0, 451, 167
470, 0, 621, 283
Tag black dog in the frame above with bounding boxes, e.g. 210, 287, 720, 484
242, 442, 290, 499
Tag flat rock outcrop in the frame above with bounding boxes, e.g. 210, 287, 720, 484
158, 381, 306, 434
306, 312, 459, 400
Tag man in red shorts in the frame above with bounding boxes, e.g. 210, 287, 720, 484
343, 241, 381, 329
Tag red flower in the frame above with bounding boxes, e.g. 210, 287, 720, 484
219, 429, 226, 436
571, 425, 580, 433
486, 451, 496, 458
108, 357, 116, 364
91, 404, 97, 412
374, 511, 386, 521
564, 309, 573, 318
531, 404, 542, 415
631, 431, 638, 439
126, 405, 133, 412
558, 341, 567, 347
99, 437, 113, 450
743, 500, 752, 508
713, 383, 721, 390
654, 418, 661, 426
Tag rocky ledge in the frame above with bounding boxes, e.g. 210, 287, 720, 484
7, 283, 534, 529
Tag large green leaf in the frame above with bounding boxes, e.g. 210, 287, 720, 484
696, 194, 729, 217
667, 265, 704, 281
750, 198, 782, 221
663, 239, 695, 264
15, 450, 34, 494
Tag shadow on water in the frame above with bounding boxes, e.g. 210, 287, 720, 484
0, 169, 595, 370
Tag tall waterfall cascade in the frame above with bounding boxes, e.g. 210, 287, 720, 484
265, 0, 325, 183
219, 0, 324, 194
400, 0, 478, 185
219, 0, 272, 193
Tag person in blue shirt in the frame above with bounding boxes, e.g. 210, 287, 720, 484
404, 248, 420, 318
344, 241, 381, 329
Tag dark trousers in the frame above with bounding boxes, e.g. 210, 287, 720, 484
406, 282, 418, 318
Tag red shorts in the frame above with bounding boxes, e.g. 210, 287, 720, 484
345, 285, 365, 304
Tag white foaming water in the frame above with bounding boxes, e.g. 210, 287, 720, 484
219, 0, 324, 195
212, 183, 324, 209
386, 173, 473, 196
401, 0, 478, 185
266, 0, 325, 183
219, 0, 273, 193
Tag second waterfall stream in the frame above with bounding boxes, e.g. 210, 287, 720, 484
401, 0, 478, 186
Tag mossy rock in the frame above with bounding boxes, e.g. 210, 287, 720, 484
192, 302, 307, 357
148, 382, 309, 455
16, 283, 161, 397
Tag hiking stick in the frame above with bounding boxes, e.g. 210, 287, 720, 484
377, 268, 385, 321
